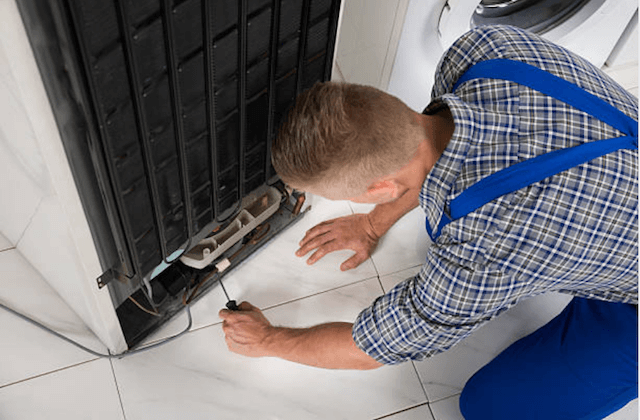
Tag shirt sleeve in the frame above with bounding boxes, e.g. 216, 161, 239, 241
352, 244, 523, 365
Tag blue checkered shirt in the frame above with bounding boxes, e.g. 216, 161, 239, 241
352, 25, 638, 365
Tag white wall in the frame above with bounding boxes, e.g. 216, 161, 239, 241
603, 12, 638, 98
331, 0, 409, 91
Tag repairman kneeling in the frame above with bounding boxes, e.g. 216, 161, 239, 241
219, 25, 638, 420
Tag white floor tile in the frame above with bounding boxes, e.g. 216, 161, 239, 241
347, 202, 431, 276
0, 359, 124, 420
347, 202, 376, 214
379, 404, 434, 420
369, 207, 431, 276
15, 195, 125, 353
413, 292, 573, 402
379, 265, 422, 293
0, 231, 12, 251
112, 279, 426, 420
430, 395, 464, 420
264, 276, 383, 327
604, 399, 639, 420
0, 249, 107, 387
219, 194, 378, 310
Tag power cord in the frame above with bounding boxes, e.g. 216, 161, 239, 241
0, 300, 192, 359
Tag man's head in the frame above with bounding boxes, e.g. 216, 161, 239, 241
271, 82, 427, 203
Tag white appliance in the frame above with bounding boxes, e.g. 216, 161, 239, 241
388, 0, 638, 112
0, 0, 126, 352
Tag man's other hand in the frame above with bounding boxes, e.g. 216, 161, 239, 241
295, 213, 380, 271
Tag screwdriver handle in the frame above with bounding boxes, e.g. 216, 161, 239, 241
226, 300, 239, 311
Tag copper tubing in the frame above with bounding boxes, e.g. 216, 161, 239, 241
292, 193, 306, 216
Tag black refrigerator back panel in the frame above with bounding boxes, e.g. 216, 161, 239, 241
17, 0, 340, 347
69, 0, 339, 278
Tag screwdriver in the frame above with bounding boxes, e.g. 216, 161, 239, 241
194, 223, 270, 311
216, 223, 270, 311
218, 275, 239, 311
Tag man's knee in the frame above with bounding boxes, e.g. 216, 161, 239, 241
459, 361, 524, 420
459, 366, 496, 420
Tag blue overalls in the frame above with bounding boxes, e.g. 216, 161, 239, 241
424, 59, 638, 420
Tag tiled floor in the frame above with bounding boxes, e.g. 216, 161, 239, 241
0, 197, 637, 419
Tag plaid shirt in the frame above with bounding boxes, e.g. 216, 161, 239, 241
353, 25, 638, 365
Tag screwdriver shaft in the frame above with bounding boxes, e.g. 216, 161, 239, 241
218, 278, 238, 310
218, 278, 231, 301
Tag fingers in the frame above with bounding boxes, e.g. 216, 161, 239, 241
237, 301, 255, 311
295, 214, 375, 266
303, 217, 337, 235
219, 301, 257, 319
296, 216, 358, 258
296, 232, 335, 257
301, 220, 334, 241
296, 224, 334, 256
306, 240, 341, 265
340, 252, 367, 271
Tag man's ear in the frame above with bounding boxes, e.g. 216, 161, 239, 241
365, 179, 401, 199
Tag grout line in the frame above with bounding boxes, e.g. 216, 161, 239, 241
411, 360, 431, 404
428, 392, 464, 405
108, 359, 128, 420
0, 357, 99, 390
369, 257, 386, 293
346, 201, 356, 215
429, 393, 463, 416
257, 274, 382, 313
376, 275, 386, 293
426, 400, 438, 420
373, 402, 430, 420
377, 263, 424, 280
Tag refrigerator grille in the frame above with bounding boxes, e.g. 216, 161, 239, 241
63, 0, 340, 281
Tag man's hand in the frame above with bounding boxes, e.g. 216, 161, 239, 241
296, 213, 380, 271
219, 302, 383, 370
219, 302, 275, 358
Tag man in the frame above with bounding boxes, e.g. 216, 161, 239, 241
220, 25, 638, 419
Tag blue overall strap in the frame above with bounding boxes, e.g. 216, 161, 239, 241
427, 59, 638, 241
453, 59, 638, 138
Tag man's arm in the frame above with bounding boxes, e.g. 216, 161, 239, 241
219, 302, 383, 370
296, 187, 420, 270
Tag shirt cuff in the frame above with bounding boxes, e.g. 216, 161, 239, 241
351, 276, 437, 365
352, 302, 408, 365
